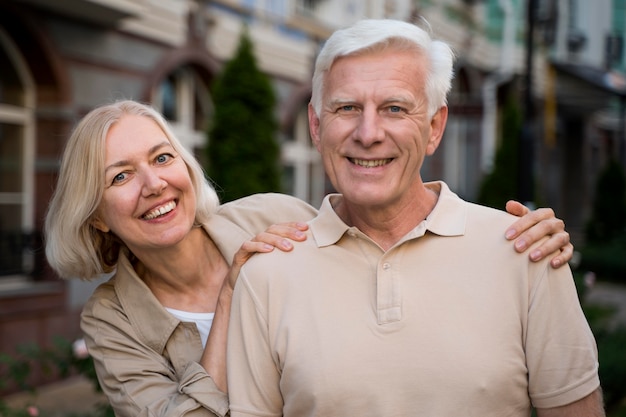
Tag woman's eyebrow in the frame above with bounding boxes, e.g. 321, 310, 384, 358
104, 141, 172, 174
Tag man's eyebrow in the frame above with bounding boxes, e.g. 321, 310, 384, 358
328, 96, 414, 106
328, 98, 355, 107
382, 96, 413, 105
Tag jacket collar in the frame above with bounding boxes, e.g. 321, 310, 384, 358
114, 251, 179, 354
112, 214, 249, 354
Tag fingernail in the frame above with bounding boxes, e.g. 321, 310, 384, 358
515, 239, 527, 251
551, 259, 561, 268
530, 250, 541, 261
505, 229, 516, 239
263, 244, 274, 251
294, 231, 305, 238
281, 239, 293, 249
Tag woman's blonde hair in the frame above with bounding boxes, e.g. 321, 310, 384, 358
44, 100, 220, 280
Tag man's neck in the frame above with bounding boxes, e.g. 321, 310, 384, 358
333, 186, 440, 251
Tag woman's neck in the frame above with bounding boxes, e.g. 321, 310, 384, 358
134, 226, 228, 312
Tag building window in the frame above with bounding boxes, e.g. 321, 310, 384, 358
160, 73, 178, 122
153, 66, 214, 156
0, 28, 35, 281
296, 0, 325, 16
281, 107, 325, 206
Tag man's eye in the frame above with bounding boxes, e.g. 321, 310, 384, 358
339, 105, 354, 112
389, 106, 403, 113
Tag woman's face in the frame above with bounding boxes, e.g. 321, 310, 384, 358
92, 114, 197, 256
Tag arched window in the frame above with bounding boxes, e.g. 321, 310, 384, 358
152, 66, 213, 160
0, 27, 35, 282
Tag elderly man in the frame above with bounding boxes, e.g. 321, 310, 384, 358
227, 19, 603, 417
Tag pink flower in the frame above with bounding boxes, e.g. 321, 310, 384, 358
584, 271, 596, 289
26, 406, 39, 417
72, 338, 89, 359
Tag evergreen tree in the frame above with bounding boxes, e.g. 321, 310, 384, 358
585, 158, 626, 243
477, 94, 521, 209
206, 28, 280, 202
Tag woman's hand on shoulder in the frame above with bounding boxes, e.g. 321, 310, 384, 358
504, 200, 573, 269
226, 222, 309, 291
247, 221, 309, 253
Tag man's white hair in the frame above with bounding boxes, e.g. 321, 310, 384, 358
310, 19, 455, 118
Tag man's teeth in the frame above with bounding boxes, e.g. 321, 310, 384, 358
351, 158, 391, 167
143, 201, 176, 220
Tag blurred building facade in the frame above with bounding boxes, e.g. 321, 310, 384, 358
0, 0, 624, 390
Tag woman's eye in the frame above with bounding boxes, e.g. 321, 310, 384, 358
112, 172, 127, 184
156, 153, 172, 164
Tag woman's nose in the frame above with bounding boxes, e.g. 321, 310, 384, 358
141, 169, 167, 196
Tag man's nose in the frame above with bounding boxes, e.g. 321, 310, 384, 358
354, 108, 384, 146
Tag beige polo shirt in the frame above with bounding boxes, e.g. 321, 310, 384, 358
227, 182, 600, 417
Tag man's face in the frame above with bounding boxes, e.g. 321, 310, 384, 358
309, 47, 447, 212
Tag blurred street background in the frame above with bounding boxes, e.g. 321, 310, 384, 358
1, 0, 626, 415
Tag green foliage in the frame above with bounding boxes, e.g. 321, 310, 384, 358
477, 94, 521, 209
0, 337, 112, 417
580, 277, 626, 416
595, 326, 626, 412
0, 339, 74, 393
206, 27, 281, 203
0, 402, 35, 417
580, 236, 626, 283
580, 159, 626, 282
577, 295, 626, 416
585, 159, 626, 244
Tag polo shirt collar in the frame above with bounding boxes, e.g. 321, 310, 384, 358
310, 181, 466, 248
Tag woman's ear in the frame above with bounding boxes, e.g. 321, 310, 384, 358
92, 217, 110, 233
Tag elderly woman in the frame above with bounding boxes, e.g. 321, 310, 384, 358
44, 100, 572, 417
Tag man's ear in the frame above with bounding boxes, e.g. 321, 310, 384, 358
92, 217, 110, 233
426, 106, 448, 156
308, 103, 322, 152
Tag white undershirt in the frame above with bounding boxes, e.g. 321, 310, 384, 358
165, 307, 215, 348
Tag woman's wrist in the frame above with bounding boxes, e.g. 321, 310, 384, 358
216, 284, 233, 312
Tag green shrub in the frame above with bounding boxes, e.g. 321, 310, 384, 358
582, 287, 626, 415
579, 236, 626, 283
0, 337, 112, 417
206, 27, 281, 203
585, 159, 626, 244
477, 94, 521, 209
595, 326, 626, 413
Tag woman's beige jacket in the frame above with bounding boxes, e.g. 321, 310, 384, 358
81, 194, 317, 417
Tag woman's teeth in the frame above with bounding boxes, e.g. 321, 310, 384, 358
143, 201, 176, 220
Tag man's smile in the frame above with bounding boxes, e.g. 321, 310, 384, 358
348, 158, 393, 168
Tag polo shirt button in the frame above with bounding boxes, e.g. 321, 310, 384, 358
382, 263, 391, 270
